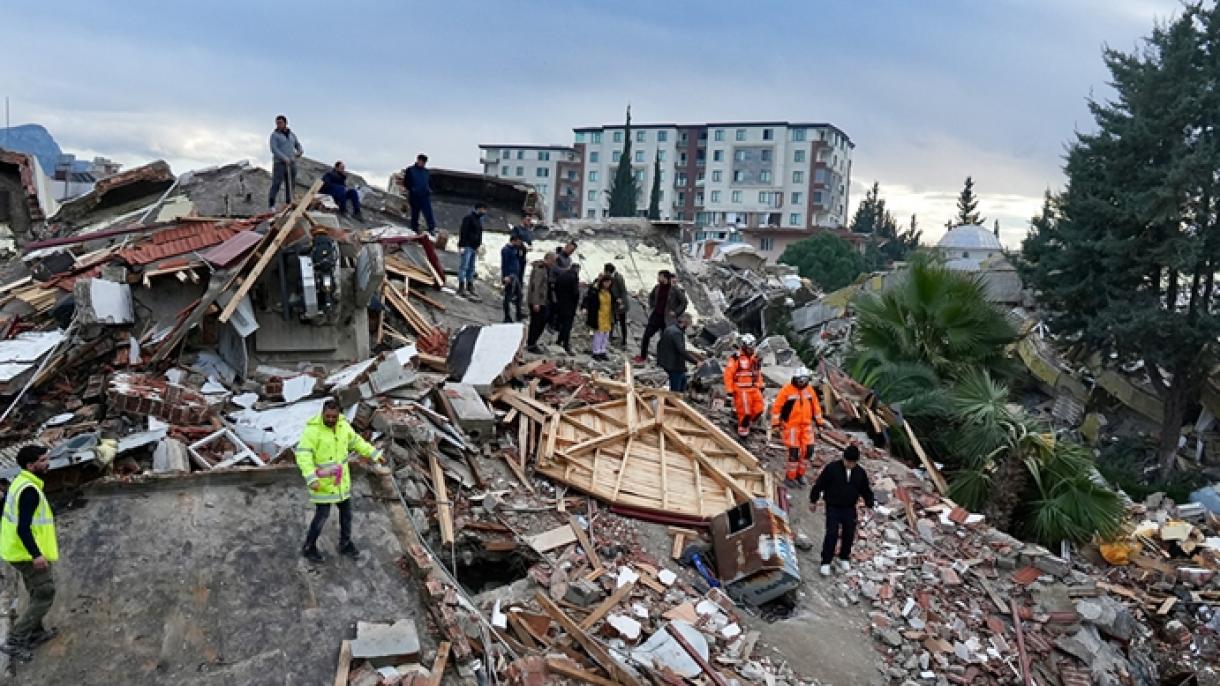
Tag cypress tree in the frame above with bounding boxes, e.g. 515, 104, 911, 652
607, 106, 640, 217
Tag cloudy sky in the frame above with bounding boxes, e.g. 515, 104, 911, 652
1, 0, 1181, 247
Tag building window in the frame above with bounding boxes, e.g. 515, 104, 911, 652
792, 171, 804, 183
789, 213, 800, 225
501, 165, 510, 175
710, 190, 721, 203
731, 190, 742, 203
760, 170, 772, 183
590, 151, 599, 163
587, 190, 598, 201
634, 170, 645, 181
712, 170, 723, 182
735, 128, 746, 141
587, 209, 596, 218
657, 130, 668, 142
733, 170, 744, 182
763, 128, 774, 140
696, 171, 705, 183
635, 150, 645, 163
758, 191, 768, 203
516, 166, 524, 176
516, 150, 524, 159
677, 191, 686, 203
659, 171, 666, 182
813, 191, 824, 204
502, 148, 512, 159
575, 133, 586, 143
794, 149, 806, 163
734, 150, 747, 162
760, 149, 772, 162
713, 150, 724, 162
537, 184, 548, 196
792, 128, 806, 142
695, 192, 705, 204
815, 168, 829, 183
679, 152, 688, 164
636, 130, 646, 142
714, 129, 725, 142
592, 132, 603, 143
677, 173, 688, 185
612, 151, 621, 163
589, 170, 599, 182
613, 131, 623, 143
760, 237, 774, 251
791, 192, 802, 204
537, 167, 549, 177
675, 211, 684, 220
657, 150, 667, 162
539, 151, 550, 161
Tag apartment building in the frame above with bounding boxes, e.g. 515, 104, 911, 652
478, 144, 584, 224
478, 120, 853, 231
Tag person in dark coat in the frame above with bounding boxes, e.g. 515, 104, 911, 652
321, 161, 362, 220
500, 235, 525, 323
551, 263, 581, 355
525, 252, 556, 353
657, 314, 698, 391
404, 154, 437, 234
809, 445, 875, 577
457, 203, 487, 299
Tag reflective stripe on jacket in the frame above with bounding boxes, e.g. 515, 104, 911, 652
771, 383, 823, 428
295, 415, 382, 504
0, 470, 58, 563
723, 351, 762, 392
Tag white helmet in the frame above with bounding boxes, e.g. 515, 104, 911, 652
793, 366, 812, 382
740, 334, 757, 347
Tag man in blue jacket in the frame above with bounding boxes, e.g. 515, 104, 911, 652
404, 154, 437, 234
500, 235, 525, 323
268, 115, 303, 209
321, 161, 362, 220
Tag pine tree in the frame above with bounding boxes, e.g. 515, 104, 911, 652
1019, 5, 1220, 477
851, 181, 917, 266
953, 176, 986, 226
647, 150, 661, 220
607, 106, 640, 217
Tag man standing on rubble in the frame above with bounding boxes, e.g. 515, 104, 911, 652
268, 115, 303, 209
1, 446, 60, 663
501, 234, 525, 323
658, 314, 699, 391
809, 444, 874, 577
724, 334, 765, 439
295, 399, 384, 563
552, 263, 582, 355
603, 263, 629, 348
404, 154, 438, 234
458, 202, 487, 300
321, 161, 363, 220
634, 270, 688, 364
526, 252, 557, 354
771, 366, 828, 487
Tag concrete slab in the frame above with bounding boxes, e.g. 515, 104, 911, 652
9, 469, 425, 685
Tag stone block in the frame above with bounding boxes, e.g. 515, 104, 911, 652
350, 619, 421, 667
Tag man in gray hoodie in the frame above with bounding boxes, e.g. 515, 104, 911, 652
269, 115, 304, 209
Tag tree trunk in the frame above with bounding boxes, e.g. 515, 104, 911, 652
1157, 386, 1189, 479
983, 453, 1032, 534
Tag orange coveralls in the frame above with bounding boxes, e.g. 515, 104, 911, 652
724, 351, 764, 436
771, 382, 825, 480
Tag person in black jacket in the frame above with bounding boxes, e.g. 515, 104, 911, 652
551, 263, 581, 354
457, 203, 487, 300
321, 161, 362, 220
809, 445, 875, 577
657, 314, 699, 391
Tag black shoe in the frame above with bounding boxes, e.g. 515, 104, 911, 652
340, 542, 361, 559
302, 547, 325, 563
353, 213, 365, 222
527, 344, 544, 354
0, 640, 31, 663
26, 627, 58, 648
563, 346, 573, 355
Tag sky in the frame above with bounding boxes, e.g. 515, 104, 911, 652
0, 0, 1184, 248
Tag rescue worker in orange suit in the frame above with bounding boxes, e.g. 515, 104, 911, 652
771, 366, 828, 488
723, 334, 765, 439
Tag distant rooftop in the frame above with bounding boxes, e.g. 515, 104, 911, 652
572, 121, 853, 146
938, 224, 1003, 251
478, 144, 576, 151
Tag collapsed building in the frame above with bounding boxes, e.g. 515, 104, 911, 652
0, 155, 1217, 686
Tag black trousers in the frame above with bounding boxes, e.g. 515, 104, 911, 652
527, 305, 550, 345
639, 311, 666, 358
821, 506, 857, 565
304, 500, 352, 551
502, 276, 521, 322
554, 310, 576, 349
613, 310, 628, 345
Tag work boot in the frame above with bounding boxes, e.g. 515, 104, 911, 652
302, 546, 325, 563
340, 542, 361, 559
527, 344, 545, 355
0, 640, 31, 663
26, 627, 58, 648
467, 282, 483, 302
456, 281, 468, 298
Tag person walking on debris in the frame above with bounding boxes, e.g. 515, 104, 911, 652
658, 314, 699, 391
509, 216, 535, 319
458, 202, 487, 300
583, 274, 619, 361
634, 270, 687, 363
321, 161, 363, 220
724, 334, 764, 439
295, 399, 384, 563
404, 154, 438, 234
554, 241, 577, 272
552, 263, 582, 355
268, 114, 303, 209
603, 263, 629, 348
0, 446, 60, 663
500, 234, 525, 323
809, 444, 875, 577
525, 252, 556, 354
772, 366, 828, 487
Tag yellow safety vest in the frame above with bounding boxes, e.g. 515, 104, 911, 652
1, 470, 59, 563
294, 415, 382, 504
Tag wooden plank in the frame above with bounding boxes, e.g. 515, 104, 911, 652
611, 437, 634, 500
332, 640, 352, 686
534, 592, 640, 686
579, 581, 636, 630
526, 524, 578, 553
661, 425, 751, 502
569, 515, 604, 572
1010, 598, 1032, 686
219, 178, 321, 322
545, 658, 620, 686
507, 613, 540, 648
503, 450, 536, 493
665, 623, 729, 686
429, 451, 455, 545
427, 641, 451, 686
903, 419, 949, 494
659, 428, 669, 510
671, 531, 686, 560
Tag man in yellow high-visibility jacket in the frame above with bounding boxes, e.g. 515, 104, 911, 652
296, 399, 384, 563
0, 445, 59, 663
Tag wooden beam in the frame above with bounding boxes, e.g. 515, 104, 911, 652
545, 658, 620, 686
661, 425, 751, 502
665, 623, 729, 686
429, 451, 455, 545
611, 437, 634, 500
578, 580, 635, 631
427, 641, 451, 686
332, 640, 352, 686
569, 515, 604, 573
903, 419, 949, 494
534, 592, 640, 686
219, 179, 322, 323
